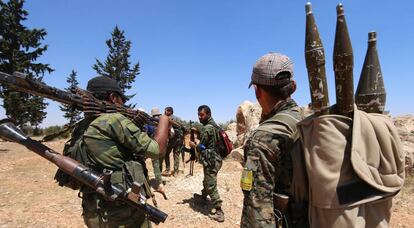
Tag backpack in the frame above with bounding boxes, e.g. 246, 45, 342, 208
210, 123, 233, 158
54, 118, 93, 190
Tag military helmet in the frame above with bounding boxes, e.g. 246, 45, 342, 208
87, 76, 126, 101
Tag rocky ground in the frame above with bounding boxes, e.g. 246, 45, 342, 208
1, 113, 413, 227
0, 139, 245, 228
0, 138, 413, 228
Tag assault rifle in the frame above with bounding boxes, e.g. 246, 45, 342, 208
0, 119, 168, 224
0, 71, 156, 128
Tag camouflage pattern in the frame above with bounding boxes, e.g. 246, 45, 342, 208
241, 99, 303, 228
199, 117, 223, 208
81, 113, 159, 227
151, 158, 163, 185
162, 115, 184, 173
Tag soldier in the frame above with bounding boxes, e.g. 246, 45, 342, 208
161, 106, 185, 177
73, 76, 169, 228
240, 53, 305, 227
189, 105, 225, 222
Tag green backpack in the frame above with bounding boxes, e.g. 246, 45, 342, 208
54, 118, 94, 190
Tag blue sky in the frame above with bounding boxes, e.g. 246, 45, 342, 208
1, 0, 413, 126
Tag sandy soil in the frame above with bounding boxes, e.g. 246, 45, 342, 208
0, 139, 413, 228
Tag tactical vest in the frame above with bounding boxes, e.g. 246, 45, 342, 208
54, 117, 151, 200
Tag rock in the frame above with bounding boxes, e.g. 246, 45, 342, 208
393, 115, 414, 175
403, 142, 414, 175
225, 128, 237, 145
226, 122, 237, 132
230, 147, 244, 162
234, 101, 261, 147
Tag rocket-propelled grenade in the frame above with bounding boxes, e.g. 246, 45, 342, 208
355, 31, 386, 113
333, 3, 354, 116
304, 2, 330, 115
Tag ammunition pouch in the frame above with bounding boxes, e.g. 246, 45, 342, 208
274, 193, 309, 228
122, 160, 151, 199
273, 193, 289, 214
273, 193, 289, 228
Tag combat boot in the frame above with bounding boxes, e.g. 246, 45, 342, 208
209, 208, 225, 222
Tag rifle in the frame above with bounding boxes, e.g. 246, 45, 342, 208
0, 71, 156, 128
181, 145, 186, 169
0, 119, 168, 224
187, 120, 197, 176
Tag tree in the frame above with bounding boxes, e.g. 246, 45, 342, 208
60, 70, 82, 125
92, 25, 140, 104
0, 0, 53, 130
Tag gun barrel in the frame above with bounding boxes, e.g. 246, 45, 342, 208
0, 72, 81, 106
355, 31, 386, 113
0, 119, 167, 224
304, 2, 330, 115
0, 71, 155, 128
333, 3, 354, 116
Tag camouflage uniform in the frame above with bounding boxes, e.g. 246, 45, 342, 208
241, 99, 303, 228
81, 113, 159, 228
199, 117, 223, 208
162, 115, 184, 174
151, 158, 163, 185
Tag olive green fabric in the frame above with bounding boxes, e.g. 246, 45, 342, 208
79, 113, 159, 227
298, 106, 404, 228
163, 115, 184, 173
151, 158, 163, 185
83, 113, 159, 171
82, 193, 151, 228
199, 117, 223, 208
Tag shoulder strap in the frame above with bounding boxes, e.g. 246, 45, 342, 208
260, 109, 302, 138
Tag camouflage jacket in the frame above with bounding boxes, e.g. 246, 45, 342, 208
199, 117, 222, 167
241, 99, 302, 228
169, 114, 184, 141
82, 113, 160, 172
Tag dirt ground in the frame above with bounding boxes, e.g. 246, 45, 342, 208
0, 139, 413, 228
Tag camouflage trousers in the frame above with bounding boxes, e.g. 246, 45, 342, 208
82, 193, 151, 228
201, 150, 223, 208
162, 138, 183, 173
151, 159, 162, 186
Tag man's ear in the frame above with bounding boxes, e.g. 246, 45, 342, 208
108, 93, 116, 103
291, 80, 297, 94
253, 84, 261, 99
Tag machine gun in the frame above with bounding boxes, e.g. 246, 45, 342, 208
0, 71, 156, 128
0, 119, 168, 224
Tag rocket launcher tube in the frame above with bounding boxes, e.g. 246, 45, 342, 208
305, 2, 330, 115
333, 3, 355, 116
